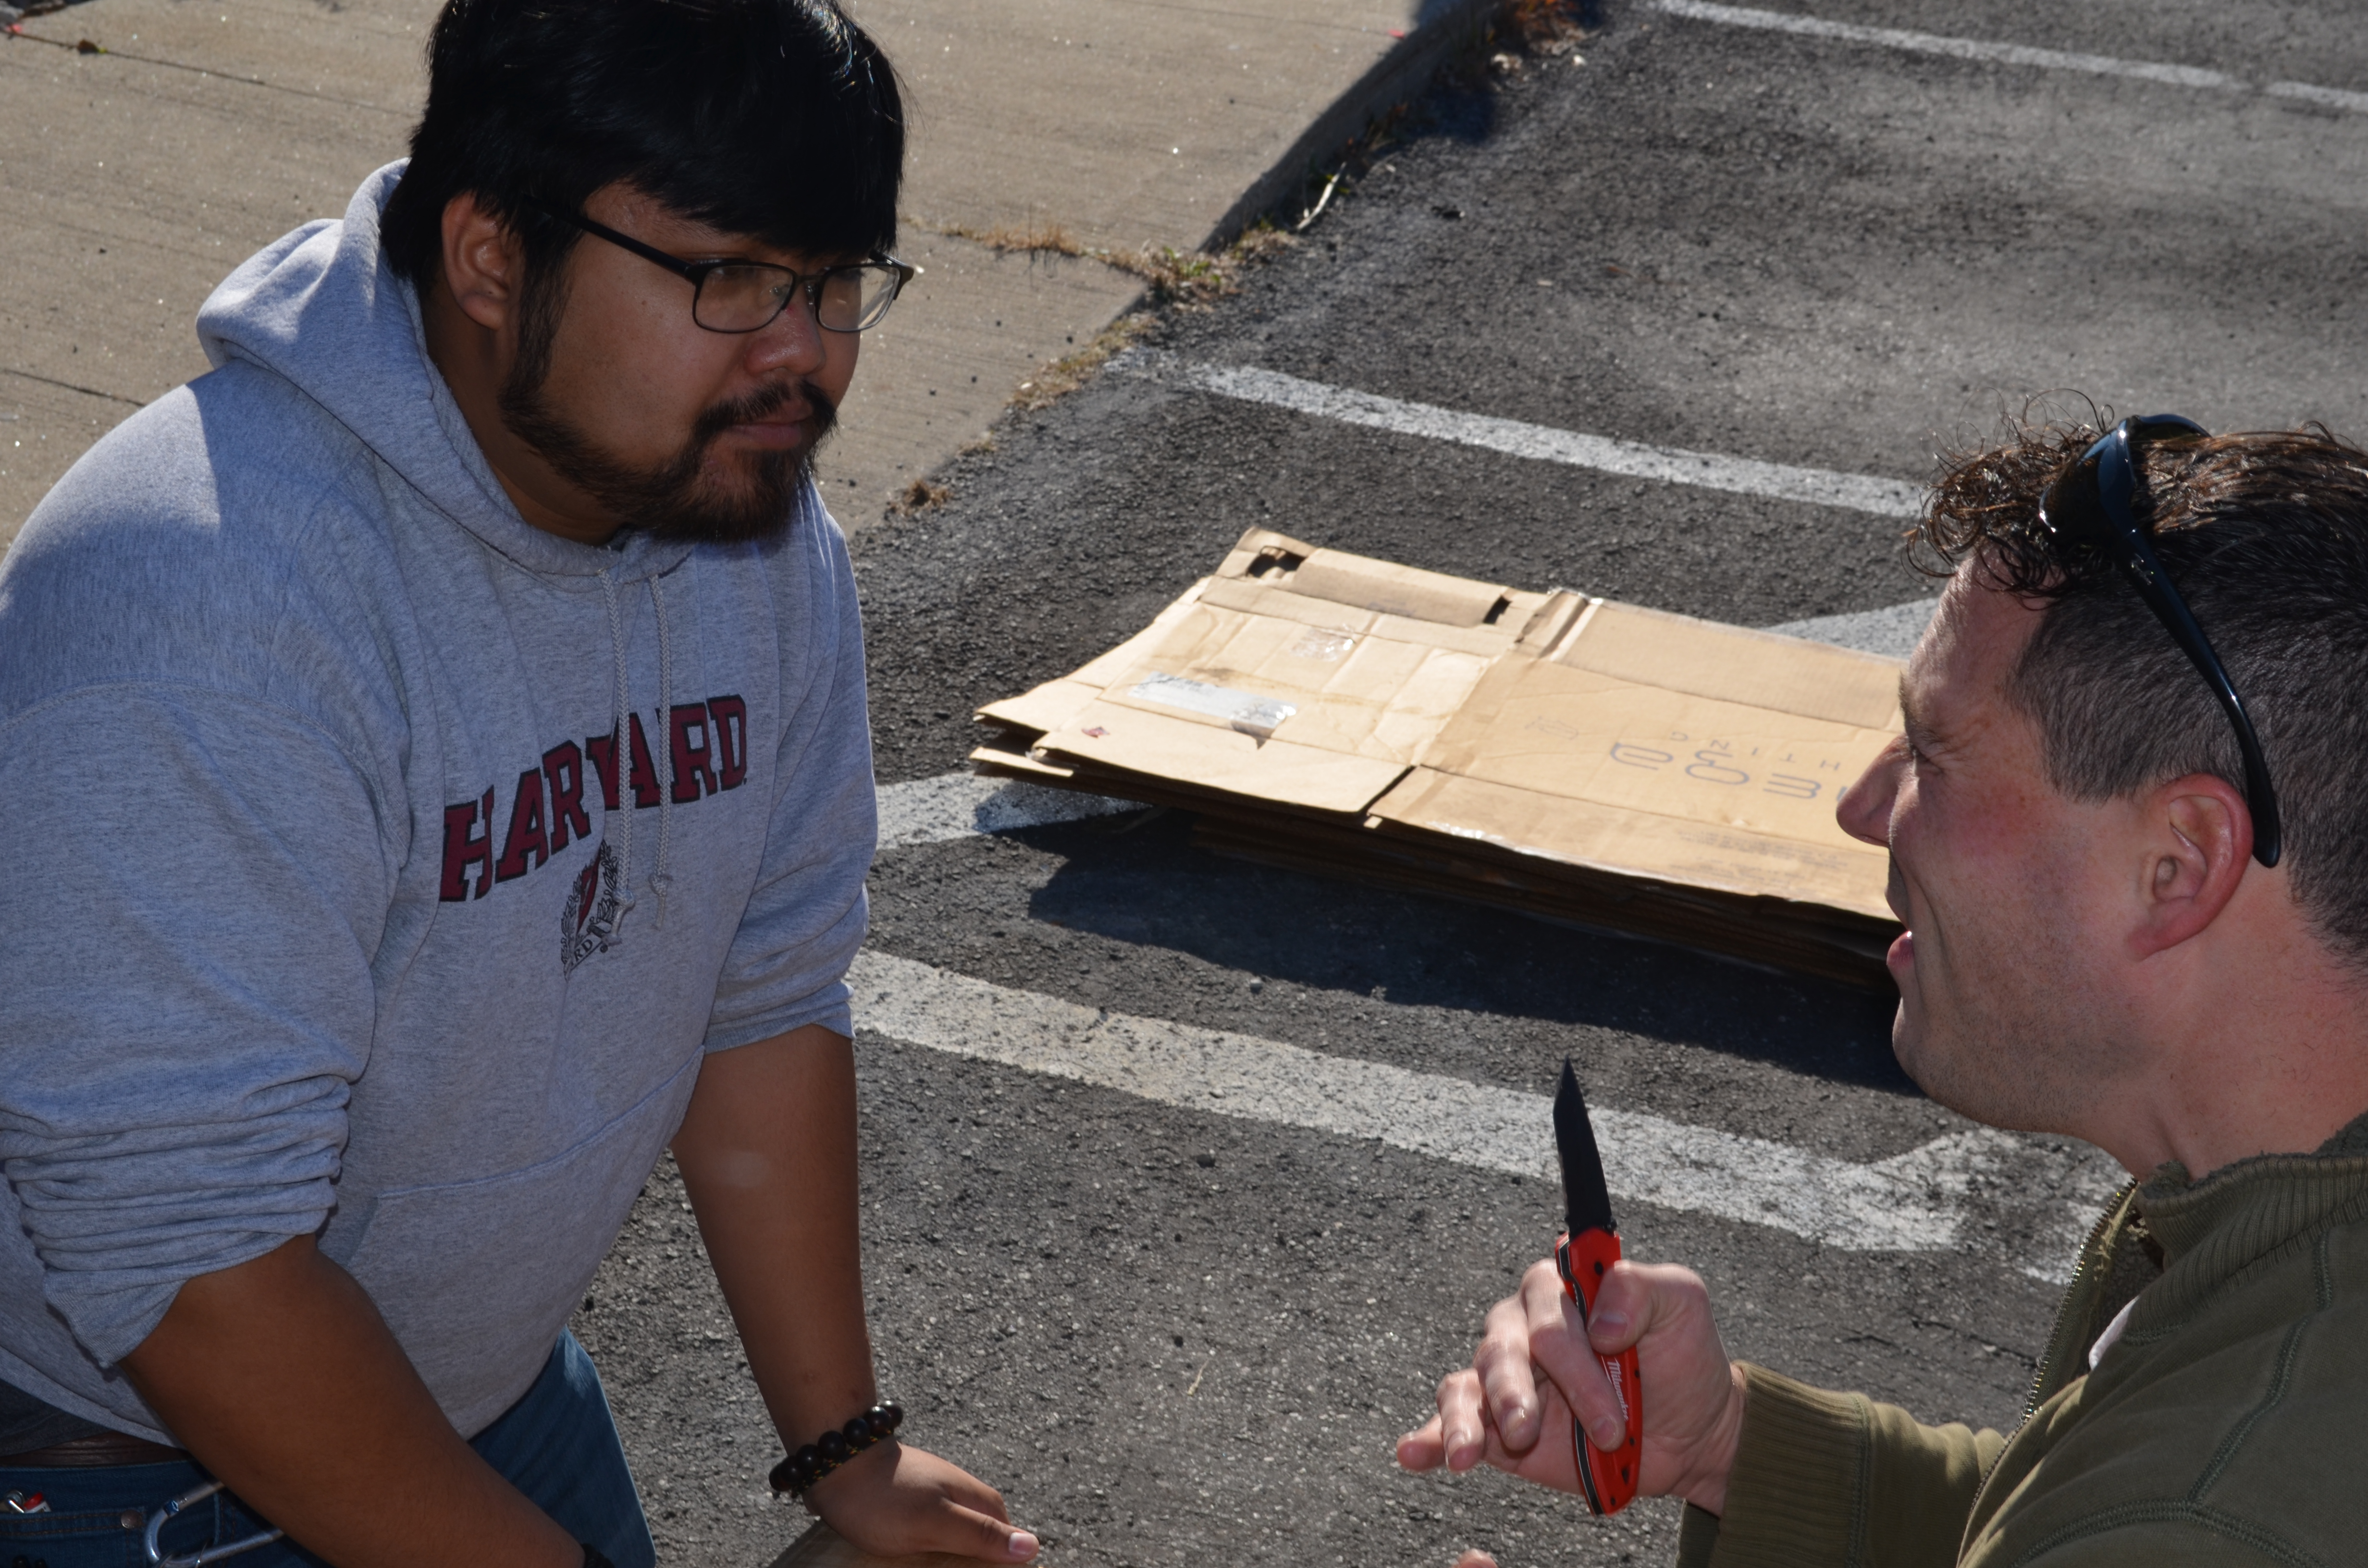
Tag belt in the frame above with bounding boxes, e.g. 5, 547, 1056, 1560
0, 1431, 189, 1467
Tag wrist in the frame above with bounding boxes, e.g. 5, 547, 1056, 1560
802, 1434, 899, 1507
769, 1400, 904, 1500
1677, 1361, 1750, 1517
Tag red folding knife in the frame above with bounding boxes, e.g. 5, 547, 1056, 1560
1554, 1058, 1644, 1515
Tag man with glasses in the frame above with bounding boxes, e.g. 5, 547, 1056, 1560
1402, 418, 2368, 1564
0, 1, 1032, 1564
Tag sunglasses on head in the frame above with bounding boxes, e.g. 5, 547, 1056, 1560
2035, 415, 2281, 868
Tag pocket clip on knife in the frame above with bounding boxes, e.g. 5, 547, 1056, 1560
1554, 1057, 1643, 1515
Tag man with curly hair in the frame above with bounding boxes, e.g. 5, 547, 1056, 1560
1402, 417, 2368, 1564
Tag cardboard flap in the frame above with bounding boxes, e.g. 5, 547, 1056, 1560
1369, 768, 1894, 917
1558, 601, 1903, 729
1039, 700, 1408, 815
1092, 600, 1495, 765
1215, 527, 1319, 582
1418, 653, 1892, 848
1290, 549, 1511, 626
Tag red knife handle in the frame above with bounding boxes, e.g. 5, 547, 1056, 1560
1555, 1228, 1642, 1516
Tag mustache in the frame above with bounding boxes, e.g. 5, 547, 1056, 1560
691, 378, 839, 447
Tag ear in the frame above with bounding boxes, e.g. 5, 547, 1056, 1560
2131, 772, 2255, 957
438, 192, 526, 334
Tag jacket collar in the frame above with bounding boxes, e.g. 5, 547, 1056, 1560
2125, 1107, 2368, 1333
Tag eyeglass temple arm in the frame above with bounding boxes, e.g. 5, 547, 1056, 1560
2109, 525, 2283, 868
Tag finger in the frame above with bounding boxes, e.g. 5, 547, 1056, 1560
927, 1500, 1039, 1563
1584, 1259, 1660, 1355
920, 1457, 1014, 1525
1454, 1552, 1499, 1568
1502, 1260, 1625, 1452
1397, 1412, 1448, 1472
1474, 1287, 1547, 1453
1436, 1368, 1489, 1473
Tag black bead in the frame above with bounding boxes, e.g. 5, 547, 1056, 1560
844, 1416, 875, 1449
877, 1402, 904, 1432
818, 1430, 851, 1463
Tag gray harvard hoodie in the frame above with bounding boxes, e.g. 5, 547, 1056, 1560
0, 162, 875, 1441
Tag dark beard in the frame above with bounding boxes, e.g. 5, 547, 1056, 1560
497, 353, 837, 546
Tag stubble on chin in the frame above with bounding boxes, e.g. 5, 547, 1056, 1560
1888, 908, 2115, 1140
497, 366, 837, 545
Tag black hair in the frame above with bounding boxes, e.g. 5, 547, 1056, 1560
1921, 416, 2368, 969
380, 0, 903, 289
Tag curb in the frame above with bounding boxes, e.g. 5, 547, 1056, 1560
1202, 0, 1501, 245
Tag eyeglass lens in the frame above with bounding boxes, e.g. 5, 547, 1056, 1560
693, 263, 902, 333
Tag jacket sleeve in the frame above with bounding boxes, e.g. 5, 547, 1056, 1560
702, 508, 876, 1052
1676, 1363, 2007, 1568
0, 688, 389, 1366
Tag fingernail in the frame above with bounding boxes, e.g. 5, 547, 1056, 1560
1504, 1400, 1531, 1430
1591, 1416, 1625, 1448
1591, 1308, 1629, 1335
1008, 1531, 1039, 1560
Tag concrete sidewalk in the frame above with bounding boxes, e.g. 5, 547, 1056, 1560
0, 0, 1483, 546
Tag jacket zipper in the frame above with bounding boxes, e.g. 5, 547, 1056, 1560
2023, 1183, 2135, 1421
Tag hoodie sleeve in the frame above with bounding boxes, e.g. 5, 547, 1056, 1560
0, 686, 388, 1366
702, 508, 875, 1052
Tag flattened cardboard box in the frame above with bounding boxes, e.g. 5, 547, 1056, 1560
973, 528, 1904, 988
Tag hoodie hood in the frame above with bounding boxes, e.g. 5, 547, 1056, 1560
196, 159, 690, 587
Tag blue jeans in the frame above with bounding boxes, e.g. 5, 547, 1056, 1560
0, 1333, 654, 1568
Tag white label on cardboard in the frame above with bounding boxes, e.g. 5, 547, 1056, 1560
1131, 673, 1299, 738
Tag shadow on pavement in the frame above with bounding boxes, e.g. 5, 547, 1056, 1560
1015, 811, 1912, 1093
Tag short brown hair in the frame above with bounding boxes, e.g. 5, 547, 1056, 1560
1919, 416, 2368, 968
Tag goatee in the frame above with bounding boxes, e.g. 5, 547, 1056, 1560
498, 368, 837, 545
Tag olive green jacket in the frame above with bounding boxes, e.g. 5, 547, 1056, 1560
1676, 1116, 2368, 1567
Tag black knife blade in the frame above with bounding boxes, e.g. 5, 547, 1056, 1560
1554, 1057, 1617, 1237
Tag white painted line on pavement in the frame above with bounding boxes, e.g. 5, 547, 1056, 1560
849, 948, 2081, 1257
1114, 350, 1925, 519
876, 772, 1138, 849
1651, 0, 2366, 112
2267, 79, 2368, 114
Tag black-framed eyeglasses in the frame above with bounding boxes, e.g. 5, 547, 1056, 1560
2037, 415, 2282, 867
531, 204, 914, 335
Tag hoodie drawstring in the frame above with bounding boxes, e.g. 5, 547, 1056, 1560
648, 567, 677, 929
596, 566, 640, 944
593, 561, 679, 937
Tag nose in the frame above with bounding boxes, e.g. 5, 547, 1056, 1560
1838, 735, 1906, 848
745, 290, 828, 377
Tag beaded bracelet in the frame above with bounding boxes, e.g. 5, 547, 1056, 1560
768, 1402, 904, 1497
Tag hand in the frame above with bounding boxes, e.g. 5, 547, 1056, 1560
1396, 1257, 1749, 1516
805, 1441, 1039, 1562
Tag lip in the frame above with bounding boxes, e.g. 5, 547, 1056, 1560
720, 404, 817, 452
1887, 927, 1914, 973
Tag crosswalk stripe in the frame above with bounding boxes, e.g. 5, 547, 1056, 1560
1651, 0, 2368, 112
1113, 350, 1925, 518
849, 948, 2116, 1266
875, 770, 1136, 849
